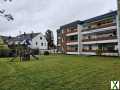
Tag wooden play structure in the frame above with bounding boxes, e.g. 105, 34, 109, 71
10, 43, 39, 62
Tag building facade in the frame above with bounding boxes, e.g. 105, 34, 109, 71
30, 33, 48, 50
57, 11, 119, 56
57, 29, 62, 52
117, 0, 120, 56
82, 11, 118, 56
57, 21, 83, 55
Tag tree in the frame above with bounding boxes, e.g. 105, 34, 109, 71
45, 29, 55, 50
0, 0, 14, 21
0, 36, 9, 57
0, 36, 8, 49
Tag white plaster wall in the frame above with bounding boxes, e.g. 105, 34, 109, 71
30, 33, 48, 50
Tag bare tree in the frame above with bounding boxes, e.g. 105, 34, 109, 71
0, 0, 14, 21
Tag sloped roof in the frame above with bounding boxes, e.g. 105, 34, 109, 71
2, 33, 40, 45
83, 11, 117, 23
16, 33, 40, 42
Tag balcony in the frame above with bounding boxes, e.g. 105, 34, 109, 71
82, 23, 116, 32
64, 29, 78, 34
66, 40, 78, 43
66, 49, 78, 52
82, 36, 117, 42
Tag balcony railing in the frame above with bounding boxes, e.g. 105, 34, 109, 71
82, 49, 118, 53
82, 36, 117, 42
82, 23, 116, 32
66, 49, 78, 52
66, 40, 78, 43
64, 29, 78, 34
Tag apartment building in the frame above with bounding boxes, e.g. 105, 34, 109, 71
57, 21, 83, 54
82, 11, 118, 56
117, 0, 120, 56
57, 11, 120, 56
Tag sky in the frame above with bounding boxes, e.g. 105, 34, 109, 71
0, 0, 117, 42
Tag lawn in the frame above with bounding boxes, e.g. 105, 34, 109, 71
0, 55, 120, 90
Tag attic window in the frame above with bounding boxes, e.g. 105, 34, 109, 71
40, 37, 42, 40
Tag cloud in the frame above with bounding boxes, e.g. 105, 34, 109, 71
0, 0, 117, 42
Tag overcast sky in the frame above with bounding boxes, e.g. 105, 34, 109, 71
0, 0, 117, 40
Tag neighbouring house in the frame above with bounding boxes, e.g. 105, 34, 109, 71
30, 33, 48, 50
57, 11, 120, 56
6, 32, 48, 50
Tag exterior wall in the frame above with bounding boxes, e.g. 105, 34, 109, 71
61, 23, 83, 55
78, 25, 83, 54
117, 0, 120, 56
57, 21, 84, 54
30, 33, 48, 50
64, 27, 78, 54
57, 11, 119, 56
57, 29, 62, 52
81, 12, 118, 56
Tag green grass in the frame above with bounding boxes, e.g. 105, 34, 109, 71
0, 55, 120, 90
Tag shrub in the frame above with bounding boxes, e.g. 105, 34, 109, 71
0, 49, 11, 57
44, 51, 49, 55
32, 49, 39, 55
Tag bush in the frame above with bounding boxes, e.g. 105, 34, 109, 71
96, 49, 103, 56
44, 51, 49, 55
0, 49, 11, 57
32, 49, 39, 55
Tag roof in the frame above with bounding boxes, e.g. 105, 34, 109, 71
83, 11, 117, 23
60, 20, 84, 29
16, 33, 40, 42
2, 33, 40, 45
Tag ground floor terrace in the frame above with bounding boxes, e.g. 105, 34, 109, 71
0, 55, 120, 90
63, 42, 119, 56
82, 42, 118, 56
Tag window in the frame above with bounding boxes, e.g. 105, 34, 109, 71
40, 37, 42, 40
41, 43, 43, 46
88, 26, 91, 29
36, 42, 38, 46
88, 35, 91, 39
113, 31, 117, 36
89, 45, 92, 50
97, 23, 101, 26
